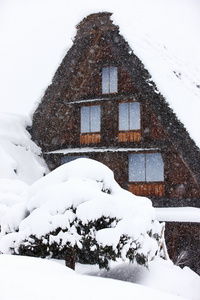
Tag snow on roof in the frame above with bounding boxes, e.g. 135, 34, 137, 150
155, 207, 200, 223
0, 1, 200, 147
111, 11, 200, 148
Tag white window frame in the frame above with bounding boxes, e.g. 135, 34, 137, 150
129, 153, 164, 182
81, 105, 100, 133
119, 102, 140, 131
102, 66, 118, 94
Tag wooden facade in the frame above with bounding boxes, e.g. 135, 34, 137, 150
165, 222, 200, 274
31, 13, 200, 273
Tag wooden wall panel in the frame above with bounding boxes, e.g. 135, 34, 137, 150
151, 113, 163, 140
165, 222, 200, 274
120, 68, 132, 94
165, 150, 200, 199
118, 131, 141, 142
168, 184, 200, 199
80, 133, 101, 144
167, 153, 192, 185
129, 183, 165, 197
93, 151, 128, 190
101, 100, 118, 145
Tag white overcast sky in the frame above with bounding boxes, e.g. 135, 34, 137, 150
0, 0, 200, 116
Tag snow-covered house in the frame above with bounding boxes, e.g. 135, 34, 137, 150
31, 13, 200, 273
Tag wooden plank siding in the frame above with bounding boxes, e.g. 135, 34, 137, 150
118, 131, 141, 142
151, 112, 163, 140
129, 183, 165, 197
120, 67, 132, 94
80, 133, 101, 144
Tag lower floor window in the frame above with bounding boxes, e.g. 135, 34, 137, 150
129, 153, 164, 182
61, 155, 88, 164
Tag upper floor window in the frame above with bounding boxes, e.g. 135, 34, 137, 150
81, 105, 100, 133
129, 153, 164, 182
119, 102, 140, 131
102, 67, 118, 94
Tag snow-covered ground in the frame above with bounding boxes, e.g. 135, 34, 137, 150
0, 255, 200, 300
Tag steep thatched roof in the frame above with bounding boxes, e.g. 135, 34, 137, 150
31, 12, 200, 183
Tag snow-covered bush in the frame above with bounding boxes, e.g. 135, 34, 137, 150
0, 158, 164, 270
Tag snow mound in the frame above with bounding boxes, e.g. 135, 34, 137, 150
0, 158, 164, 268
77, 257, 200, 300
0, 255, 189, 300
0, 113, 48, 184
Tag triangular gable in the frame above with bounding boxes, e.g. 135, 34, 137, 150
31, 12, 200, 186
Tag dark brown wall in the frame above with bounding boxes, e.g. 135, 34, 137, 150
165, 222, 200, 275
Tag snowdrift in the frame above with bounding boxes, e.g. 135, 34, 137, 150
0, 113, 48, 184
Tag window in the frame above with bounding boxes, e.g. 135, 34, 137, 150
61, 156, 88, 164
119, 102, 140, 131
102, 67, 118, 94
81, 105, 100, 133
129, 153, 164, 182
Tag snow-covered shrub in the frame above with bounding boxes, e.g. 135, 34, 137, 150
0, 158, 164, 270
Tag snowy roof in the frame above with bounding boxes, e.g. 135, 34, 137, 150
31, 11, 200, 184
108, 13, 200, 149
1, 1, 200, 149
